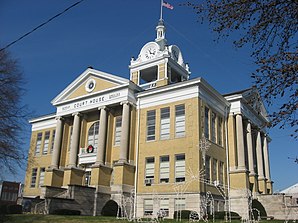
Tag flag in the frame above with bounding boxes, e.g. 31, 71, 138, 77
162, 1, 174, 10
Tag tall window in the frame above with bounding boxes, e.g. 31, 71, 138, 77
160, 156, 170, 183
68, 126, 73, 151
30, 168, 37, 188
147, 110, 156, 141
204, 107, 209, 139
50, 130, 55, 153
205, 156, 210, 181
88, 121, 100, 149
114, 116, 122, 145
84, 171, 91, 186
39, 167, 45, 187
175, 104, 185, 137
175, 198, 186, 211
218, 117, 223, 146
219, 161, 224, 184
145, 157, 155, 185
175, 154, 185, 182
211, 112, 216, 142
160, 107, 170, 140
160, 199, 169, 216
35, 133, 42, 155
213, 158, 218, 182
42, 131, 50, 155
144, 199, 153, 215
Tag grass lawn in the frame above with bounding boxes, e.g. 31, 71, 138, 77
0, 215, 287, 223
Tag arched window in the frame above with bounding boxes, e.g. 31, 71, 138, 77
87, 121, 99, 149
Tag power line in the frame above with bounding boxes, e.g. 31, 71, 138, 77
0, 0, 86, 52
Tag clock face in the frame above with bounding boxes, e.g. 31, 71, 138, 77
145, 46, 157, 59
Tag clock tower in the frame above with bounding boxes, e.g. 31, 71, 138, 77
129, 19, 190, 90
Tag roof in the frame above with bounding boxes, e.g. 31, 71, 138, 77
280, 183, 298, 194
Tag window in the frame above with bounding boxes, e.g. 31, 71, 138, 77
160, 107, 170, 140
144, 199, 153, 215
174, 198, 186, 211
35, 133, 42, 155
114, 116, 122, 145
160, 156, 170, 183
147, 110, 156, 141
219, 161, 224, 184
68, 126, 73, 151
204, 107, 209, 139
211, 112, 216, 142
213, 159, 218, 182
42, 131, 50, 155
175, 154, 185, 182
50, 130, 55, 153
145, 157, 155, 185
30, 168, 37, 188
175, 104, 185, 137
205, 156, 210, 181
159, 199, 169, 217
84, 171, 91, 186
39, 167, 45, 187
88, 121, 100, 150
218, 117, 223, 146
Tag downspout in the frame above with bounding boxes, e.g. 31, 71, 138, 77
133, 97, 141, 219
224, 105, 231, 222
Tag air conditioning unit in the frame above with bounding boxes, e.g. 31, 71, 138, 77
145, 178, 154, 186
149, 82, 157, 89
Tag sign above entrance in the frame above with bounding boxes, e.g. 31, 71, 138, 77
56, 90, 125, 116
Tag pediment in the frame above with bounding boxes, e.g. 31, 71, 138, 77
52, 68, 129, 105
242, 88, 268, 120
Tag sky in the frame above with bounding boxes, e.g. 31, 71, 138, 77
0, 0, 297, 191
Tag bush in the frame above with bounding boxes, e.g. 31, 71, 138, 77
0, 205, 7, 215
7, 205, 22, 214
52, 209, 81, 215
101, 200, 119, 217
173, 210, 192, 219
210, 211, 240, 220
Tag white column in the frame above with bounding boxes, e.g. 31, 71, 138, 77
51, 116, 64, 169
256, 131, 265, 179
236, 114, 246, 170
119, 101, 131, 163
263, 136, 271, 181
95, 107, 108, 165
246, 121, 255, 175
68, 112, 81, 168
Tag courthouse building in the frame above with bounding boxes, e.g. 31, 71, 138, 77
24, 19, 274, 218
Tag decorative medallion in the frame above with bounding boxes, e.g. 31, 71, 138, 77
85, 78, 96, 93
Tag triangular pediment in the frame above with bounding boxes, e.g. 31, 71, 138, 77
242, 87, 268, 121
52, 68, 129, 105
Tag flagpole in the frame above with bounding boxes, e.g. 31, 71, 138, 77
160, 0, 163, 21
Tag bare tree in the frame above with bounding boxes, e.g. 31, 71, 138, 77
183, 0, 298, 138
0, 49, 29, 175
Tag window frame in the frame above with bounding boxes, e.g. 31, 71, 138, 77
114, 116, 122, 146
87, 121, 100, 150
175, 104, 186, 138
175, 154, 185, 182
204, 107, 209, 139
160, 156, 170, 183
160, 107, 170, 140
35, 133, 43, 155
30, 168, 38, 188
211, 112, 216, 143
146, 110, 156, 141
39, 167, 46, 187
42, 131, 50, 155
50, 130, 55, 153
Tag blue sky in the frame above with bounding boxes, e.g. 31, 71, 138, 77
0, 0, 296, 191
